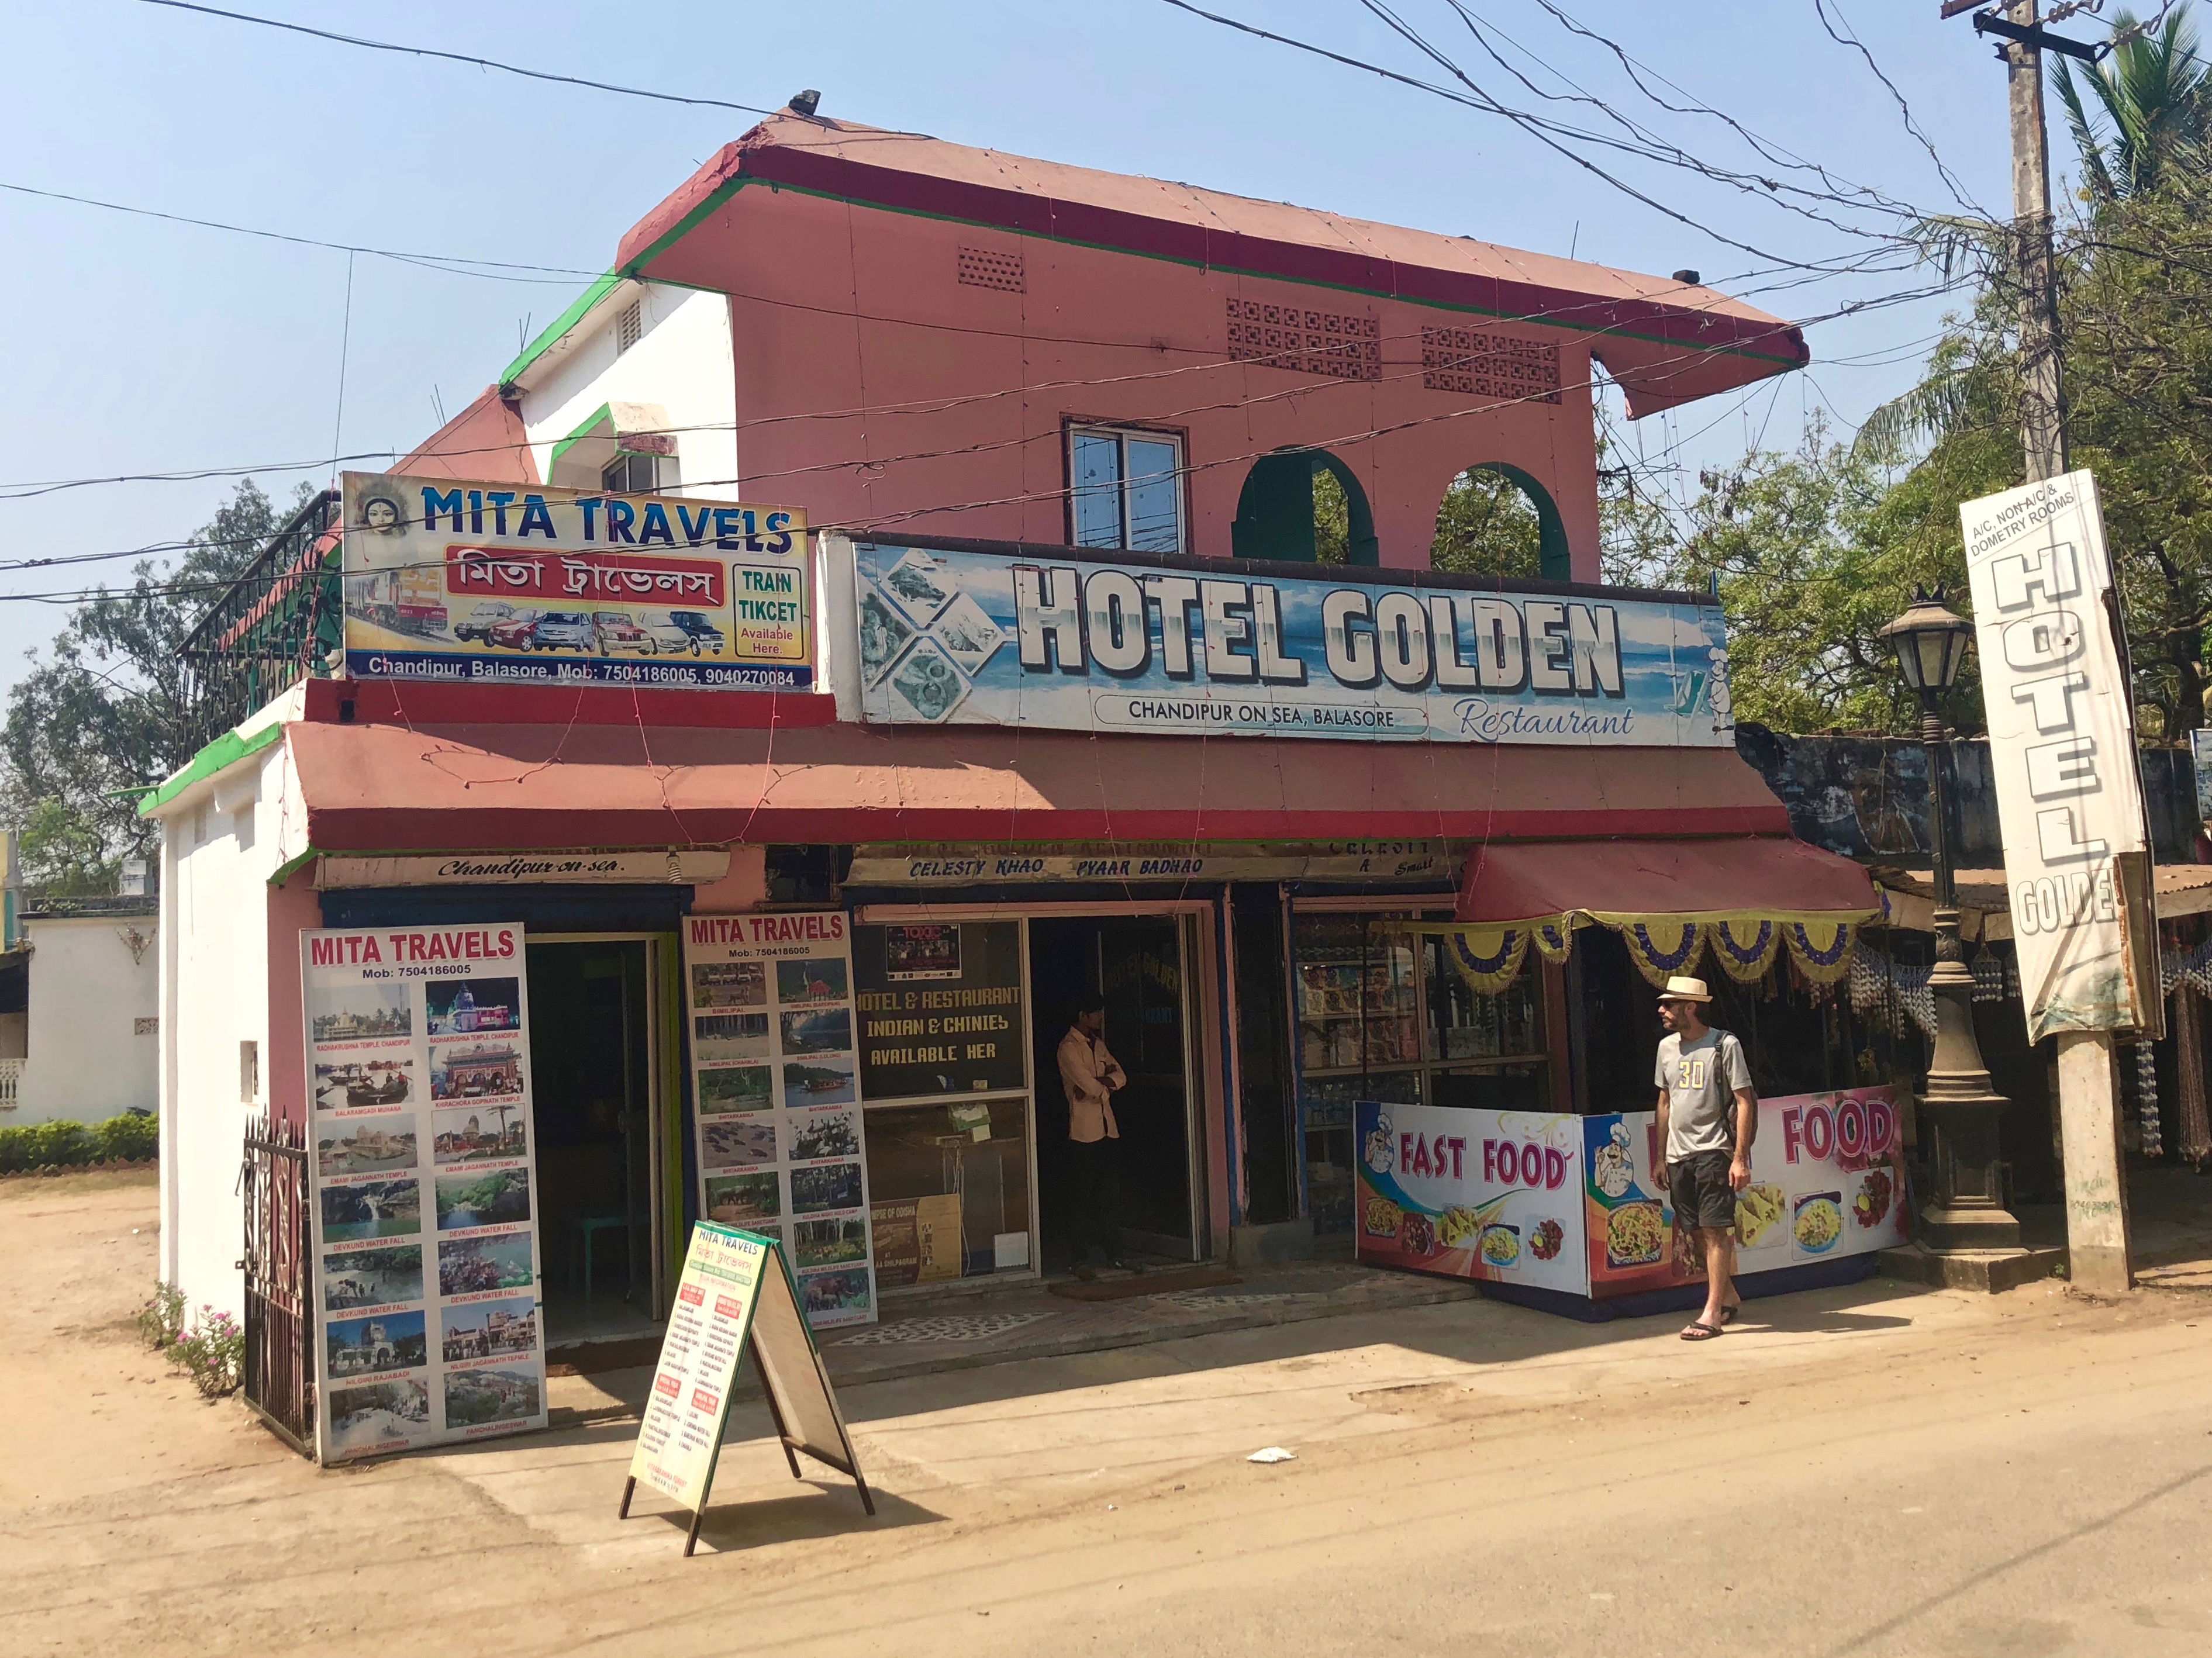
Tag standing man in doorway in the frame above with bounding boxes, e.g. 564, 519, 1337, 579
1059, 995, 1128, 1277
1652, 975, 1756, 1341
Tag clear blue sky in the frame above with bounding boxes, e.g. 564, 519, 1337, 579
0, 0, 2073, 692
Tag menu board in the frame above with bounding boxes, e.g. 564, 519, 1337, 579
1584, 1087, 1910, 1298
1354, 1103, 1590, 1293
852, 921, 1027, 1101
301, 923, 547, 1463
623, 1221, 873, 1553
682, 912, 876, 1329
627, 1223, 772, 1512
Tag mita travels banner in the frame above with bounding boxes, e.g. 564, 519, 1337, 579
1961, 471, 2161, 1041
341, 472, 810, 692
681, 911, 876, 1329
851, 540, 1733, 745
300, 923, 548, 1464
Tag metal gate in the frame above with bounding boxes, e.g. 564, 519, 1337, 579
240, 1114, 314, 1456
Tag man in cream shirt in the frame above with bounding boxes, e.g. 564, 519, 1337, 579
1058, 996, 1128, 1276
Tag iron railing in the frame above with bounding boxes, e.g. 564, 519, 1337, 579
177, 489, 341, 754
239, 1113, 315, 1457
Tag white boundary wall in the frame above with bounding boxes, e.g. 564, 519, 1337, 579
4, 916, 158, 1125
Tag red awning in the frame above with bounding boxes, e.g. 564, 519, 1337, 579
1455, 835, 1877, 925
285, 718, 1791, 852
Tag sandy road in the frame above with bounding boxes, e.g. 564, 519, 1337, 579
7, 1168, 2212, 1657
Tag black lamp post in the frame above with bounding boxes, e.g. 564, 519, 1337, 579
1878, 586, 2023, 1250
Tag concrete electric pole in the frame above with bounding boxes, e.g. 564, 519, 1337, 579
1945, 0, 2134, 1293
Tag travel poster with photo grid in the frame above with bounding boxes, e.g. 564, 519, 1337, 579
301, 924, 548, 1463
684, 911, 876, 1328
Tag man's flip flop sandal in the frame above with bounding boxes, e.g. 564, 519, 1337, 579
1680, 1321, 1724, 1341
1718, 1305, 1740, 1325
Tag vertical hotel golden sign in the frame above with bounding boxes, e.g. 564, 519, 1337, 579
340, 472, 810, 692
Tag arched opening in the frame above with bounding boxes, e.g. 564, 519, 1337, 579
1231, 449, 1378, 565
1431, 463, 1571, 582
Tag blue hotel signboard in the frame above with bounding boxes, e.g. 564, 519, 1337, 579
851, 541, 1733, 747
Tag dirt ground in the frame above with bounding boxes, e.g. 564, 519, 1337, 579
10, 1168, 2212, 1657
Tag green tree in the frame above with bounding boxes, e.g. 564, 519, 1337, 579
2055, 4, 2211, 202
1430, 467, 1545, 578
0, 478, 312, 889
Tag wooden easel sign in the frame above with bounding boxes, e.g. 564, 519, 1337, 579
619, 1221, 874, 1555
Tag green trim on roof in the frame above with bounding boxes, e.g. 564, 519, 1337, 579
137, 722, 285, 818
500, 270, 624, 388
268, 844, 321, 889
624, 173, 1800, 368
548, 403, 615, 471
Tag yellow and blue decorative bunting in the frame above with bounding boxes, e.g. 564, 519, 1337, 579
1710, 917, 1782, 983
1442, 926, 1532, 994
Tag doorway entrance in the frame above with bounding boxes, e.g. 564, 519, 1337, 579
1029, 915, 1199, 1270
526, 938, 659, 1346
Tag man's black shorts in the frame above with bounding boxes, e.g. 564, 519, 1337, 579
1668, 1150, 1737, 1230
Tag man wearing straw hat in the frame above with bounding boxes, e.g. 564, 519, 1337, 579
1652, 975, 1756, 1341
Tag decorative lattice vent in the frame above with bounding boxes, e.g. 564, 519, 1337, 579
1421, 326, 1561, 404
957, 246, 1026, 292
1226, 298, 1382, 381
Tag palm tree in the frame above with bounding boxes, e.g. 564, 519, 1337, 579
2055, 3, 2212, 202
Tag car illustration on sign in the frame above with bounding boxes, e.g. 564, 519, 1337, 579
454, 602, 518, 644
530, 612, 595, 652
591, 611, 651, 654
484, 609, 544, 650
639, 610, 727, 656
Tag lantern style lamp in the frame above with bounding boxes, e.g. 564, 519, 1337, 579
1877, 585, 2021, 1251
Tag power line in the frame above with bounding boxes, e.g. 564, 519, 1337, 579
0, 180, 603, 284
1808, 0, 1992, 218
134, 0, 793, 122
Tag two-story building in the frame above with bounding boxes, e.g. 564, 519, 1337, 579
150, 110, 1883, 1460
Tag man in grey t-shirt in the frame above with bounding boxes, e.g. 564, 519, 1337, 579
1652, 975, 1755, 1341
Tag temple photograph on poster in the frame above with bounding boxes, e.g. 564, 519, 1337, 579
775, 957, 848, 1004
441, 1296, 539, 1362
322, 1246, 423, 1311
310, 983, 412, 1045
444, 1363, 543, 1428
316, 1123, 418, 1177
429, 1041, 524, 1102
433, 1103, 527, 1164
425, 977, 521, 1037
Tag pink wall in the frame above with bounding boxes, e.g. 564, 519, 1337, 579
652, 187, 1603, 579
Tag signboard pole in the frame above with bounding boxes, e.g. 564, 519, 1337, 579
622, 1222, 873, 1557
1961, 470, 2148, 1295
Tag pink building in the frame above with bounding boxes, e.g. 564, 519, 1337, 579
424, 112, 1804, 583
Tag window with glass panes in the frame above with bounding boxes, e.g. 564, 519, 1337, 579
1292, 911, 1550, 1234
602, 452, 659, 495
1068, 425, 1183, 554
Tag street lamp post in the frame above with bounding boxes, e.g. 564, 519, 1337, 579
1878, 587, 2024, 1251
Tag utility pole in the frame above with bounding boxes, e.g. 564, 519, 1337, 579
1946, 0, 2132, 1294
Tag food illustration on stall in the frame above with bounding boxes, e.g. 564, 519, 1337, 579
1437, 1205, 1485, 1249
1478, 1224, 1521, 1267
1606, 1200, 1664, 1267
1794, 1193, 1844, 1254
1852, 1168, 1896, 1229
1363, 1197, 1402, 1239
1399, 1212, 1436, 1256
1735, 1182, 1786, 1248
1528, 1217, 1565, 1260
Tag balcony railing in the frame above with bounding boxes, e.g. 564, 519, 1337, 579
175, 488, 343, 755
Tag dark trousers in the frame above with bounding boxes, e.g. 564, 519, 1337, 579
1067, 1136, 1120, 1264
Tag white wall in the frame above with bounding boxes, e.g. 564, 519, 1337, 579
520, 282, 739, 495
3, 916, 158, 1125
157, 734, 299, 1319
